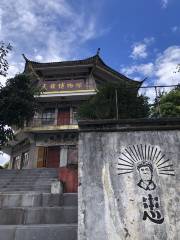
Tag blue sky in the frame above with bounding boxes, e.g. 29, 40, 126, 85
0, 0, 180, 164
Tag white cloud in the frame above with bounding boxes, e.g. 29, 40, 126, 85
155, 46, 180, 85
35, 55, 43, 61
144, 37, 155, 45
0, 8, 2, 34
139, 87, 156, 103
122, 63, 154, 77
122, 46, 180, 101
171, 26, 180, 33
131, 43, 147, 59
124, 46, 180, 86
0, 0, 103, 85
161, 0, 168, 8
130, 37, 155, 60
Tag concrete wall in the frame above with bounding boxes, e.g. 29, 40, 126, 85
78, 119, 180, 240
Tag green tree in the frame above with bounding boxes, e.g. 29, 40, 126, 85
0, 74, 41, 147
0, 41, 41, 148
151, 86, 180, 117
0, 42, 12, 76
78, 82, 149, 120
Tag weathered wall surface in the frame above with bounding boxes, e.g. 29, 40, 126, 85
78, 121, 180, 240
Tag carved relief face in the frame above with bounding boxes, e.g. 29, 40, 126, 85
139, 166, 152, 181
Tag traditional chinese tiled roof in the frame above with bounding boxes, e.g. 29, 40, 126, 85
23, 54, 143, 86
23, 54, 97, 68
96, 55, 142, 85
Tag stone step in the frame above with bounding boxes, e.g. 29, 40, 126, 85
0, 171, 58, 178
0, 181, 57, 185
0, 190, 50, 194
3, 178, 56, 181
0, 206, 78, 224
0, 174, 58, 177
0, 180, 57, 185
0, 193, 78, 208
1, 181, 55, 186
0, 189, 50, 193
0, 168, 59, 193
0, 176, 58, 179
0, 171, 57, 172
0, 224, 77, 240
0, 189, 51, 192
0, 170, 57, 176
0, 177, 58, 181
0, 174, 58, 178
63, 193, 78, 206
0, 173, 17, 176
0, 184, 52, 188
0, 185, 50, 188
0, 168, 58, 172
0, 187, 50, 191
0, 193, 59, 208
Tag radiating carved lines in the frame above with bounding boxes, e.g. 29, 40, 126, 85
117, 156, 134, 175
116, 144, 175, 176
140, 144, 144, 160
129, 146, 139, 162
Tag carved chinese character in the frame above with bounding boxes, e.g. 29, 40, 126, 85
67, 83, 74, 88
142, 194, 164, 224
58, 82, 65, 89
75, 82, 82, 88
50, 83, 56, 89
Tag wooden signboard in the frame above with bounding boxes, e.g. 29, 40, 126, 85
43, 80, 85, 92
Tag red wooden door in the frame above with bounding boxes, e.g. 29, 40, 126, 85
37, 147, 46, 168
57, 108, 70, 125
46, 146, 60, 168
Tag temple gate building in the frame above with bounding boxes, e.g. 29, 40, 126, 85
4, 53, 141, 172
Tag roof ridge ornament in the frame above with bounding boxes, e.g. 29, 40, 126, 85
96, 48, 101, 56
89, 48, 101, 77
22, 54, 29, 62
22, 54, 42, 82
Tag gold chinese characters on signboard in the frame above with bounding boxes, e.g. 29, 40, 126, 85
42, 80, 85, 92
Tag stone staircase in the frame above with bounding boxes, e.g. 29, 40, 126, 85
0, 168, 58, 192
0, 169, 78, 240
